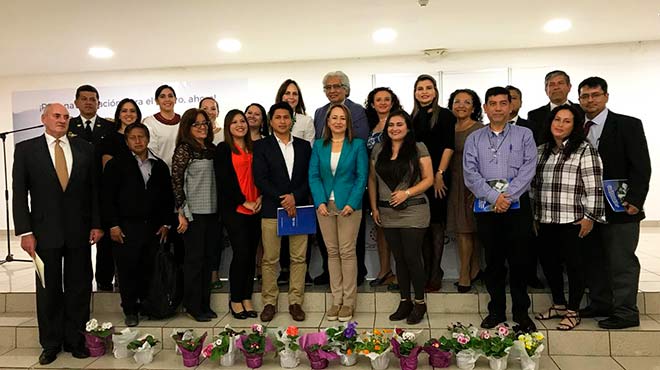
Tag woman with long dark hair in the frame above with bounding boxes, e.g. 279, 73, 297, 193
99, 98, 142, 168
411, 75, 455, 292
368, 110, 434, 324
245, 103, 269, 141
171, 108, 218, 322
532, 105, 604, 330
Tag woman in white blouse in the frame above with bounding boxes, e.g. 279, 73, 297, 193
275, 79, 315, 144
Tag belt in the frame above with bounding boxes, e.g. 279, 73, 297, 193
377, 198, 426, 208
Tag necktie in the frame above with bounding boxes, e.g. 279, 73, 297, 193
584, 120, 595, 135
55, 139, 69, 191
84, 120, 93, 141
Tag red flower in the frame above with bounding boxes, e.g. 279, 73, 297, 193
286, 326, 299, 337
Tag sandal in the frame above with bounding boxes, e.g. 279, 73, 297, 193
535, 304, 567, 320
557, 310, 581, 330
370, 270, 394, 287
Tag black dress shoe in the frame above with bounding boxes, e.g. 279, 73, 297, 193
389, 300, 413, 321
229, 302, 247, 319
313, 272, 330, 285
457, 284, 471, 293
70, 347, 90, 359
481, 314, 507, 329
187, 311, 212, 322
598, 316, 640, 329
406, 303, 427, 325
580, 306, 611, 318
513, 315, 537, 333
124, 314, 139, 327
39, 349, 58, 365
242, 303, 258, 318
204, 308, 218, 319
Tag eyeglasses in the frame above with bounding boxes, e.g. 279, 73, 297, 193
323, 84, 345, 91
579, 92, 606, 100
192, 121, 209, 128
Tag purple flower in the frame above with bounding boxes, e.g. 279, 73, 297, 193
344, 322, 358, 339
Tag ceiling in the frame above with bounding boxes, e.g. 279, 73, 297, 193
2, 0, 659, 77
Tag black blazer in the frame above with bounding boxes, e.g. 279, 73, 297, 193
101, 151, 173, 230
68, 116, 115, 145
515, 117, 537, 146
526, 102, 584, 145
215, 142, 249, 215
12, 135, 101, 250
252, 135, 312, 218
594, 111, 651, 224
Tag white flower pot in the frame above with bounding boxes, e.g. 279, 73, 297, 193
279, 349, 300, 368
133, 347, 155, 365
111, 329, 139, 359
340, 352, 357, 366
220, 351, 237, 367
456, 349, 480, 370
520, 354, 540, 370
488, 354, 509, 370
370, 354, 390, 370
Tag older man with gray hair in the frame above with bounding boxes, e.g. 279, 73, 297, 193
313, 71, 369, 140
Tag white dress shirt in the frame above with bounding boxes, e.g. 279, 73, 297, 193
45, 132, 73, 177
275, 134, 295, 180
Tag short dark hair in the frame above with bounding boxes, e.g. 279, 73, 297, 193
322, 103, 354, 145
268, 101, 293, 121
448, 89, 483, 121
544, 70, 571, 87
364, 87, 402, 130
541, 105, 586, 160
124, 122, 150, 140
113, 98, 142, 130
155, 84, 176, 100
484, 87, 511, 103
75, 85, 99, 100
245, 103, 270, 137
578, 76, 608, 94
223, 109, 253, 154
275, 79, 307, 115
176, 108, 214, 150
505, 85, 522, 100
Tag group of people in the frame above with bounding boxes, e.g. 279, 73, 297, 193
13, 70, 651, 366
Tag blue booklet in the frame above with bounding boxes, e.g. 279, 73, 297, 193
473, 178, 520, 213
277, 205, 317, 236
603, 179, 628, 212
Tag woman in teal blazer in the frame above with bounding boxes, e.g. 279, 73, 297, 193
309, 103, 368, 322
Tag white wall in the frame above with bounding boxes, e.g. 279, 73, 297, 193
0, 40, 658, 229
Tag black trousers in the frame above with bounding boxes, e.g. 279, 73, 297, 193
383, 227, 427, 301
583, 222, 641, 321
538, 223, 585, 311
224, 211, 260, 302
37, 244, 92, 351
182, 213, 219, 315
113, 222, 159, 315
94, 233, 115, 287
475, 193, 532, 318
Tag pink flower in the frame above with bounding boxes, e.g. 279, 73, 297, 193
480, 331, 491, 340
251, 324, 263, 334
202, 343, 213, 358
457, 334, 470, 345
497, 325, 509, 337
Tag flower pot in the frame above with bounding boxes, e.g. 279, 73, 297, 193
427, 350, 452, 368
220, 351, 237, 367
370, 354, 390, 370
307, 351, 329, 369
133, 347, 155, 365
179, 346, 203, 367
488, 354, 509, 370
84, 334, 107, 357
279, 349, 300, 368
112, 329, 139, 359
245, 353, 265, 369
520, 354, 540, 370
456, 349, 479, 370
399, 354, 419, 370
339, 352, 357, 366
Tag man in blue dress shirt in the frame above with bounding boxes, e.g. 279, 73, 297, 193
463, 86, 537, 332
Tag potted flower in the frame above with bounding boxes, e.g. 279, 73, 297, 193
84, 319, 114, 357
202, 325, 244, 367
112, 328, 139, 359
171, 330, 207, 367
448, 322, 482, 370
515, 332, 545, 370
391, 328, 423, 370
128, 334, 159, 365
236, 324, 275, 369
479, 325, 514, 370
422, 338, 452, 368
299, 332, 339, 369
325, 321, 359, 366
274, 326, 301, 368
356, 329, 392, 370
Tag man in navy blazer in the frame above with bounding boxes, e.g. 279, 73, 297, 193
253, 102, 312, 322
13, 103, 104, 365
577, 77, 651, 329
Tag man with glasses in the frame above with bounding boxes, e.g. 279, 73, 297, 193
578, 77, 651, 329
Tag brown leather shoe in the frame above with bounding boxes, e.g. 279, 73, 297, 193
289, 303, 306, 321
260, 304, 276, 322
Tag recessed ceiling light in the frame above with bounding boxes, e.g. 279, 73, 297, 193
543, 18, 572, 33
372, 28, 397, 44
88, 47, 114, 59
217, 38, 242, 53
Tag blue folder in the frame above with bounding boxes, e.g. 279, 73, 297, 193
277, 205, 317, 236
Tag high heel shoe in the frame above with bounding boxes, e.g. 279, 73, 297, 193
242, 302, 258, 318
229, 302, 247, 320
471, 270, 484, 284
369, 271, 394, 287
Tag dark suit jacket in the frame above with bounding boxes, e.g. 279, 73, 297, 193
12, 135, 101, 250
252, 135, 312, 218
526, 102, 584, 145
101, 151, 173, 231
215, 142, 249, 215
68, 116, 115, 146
313, 99, 369, 140
515, 117, 537, 146
594, 111, 651, 224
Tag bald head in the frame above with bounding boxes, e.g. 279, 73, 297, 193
41, 103, 70, 138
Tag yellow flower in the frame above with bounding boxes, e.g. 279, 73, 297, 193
518, 335, 525, 341
525, 344, 532, 350
533, 333, 544, 341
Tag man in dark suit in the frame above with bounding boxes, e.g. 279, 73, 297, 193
102, 123, 173, 327
577, 77, 651, 329
68, 84, 116, 291
313, 71, 368, 286
526, 70, 583, 144
13, 103, 104, 365
253, 102, 312, 322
